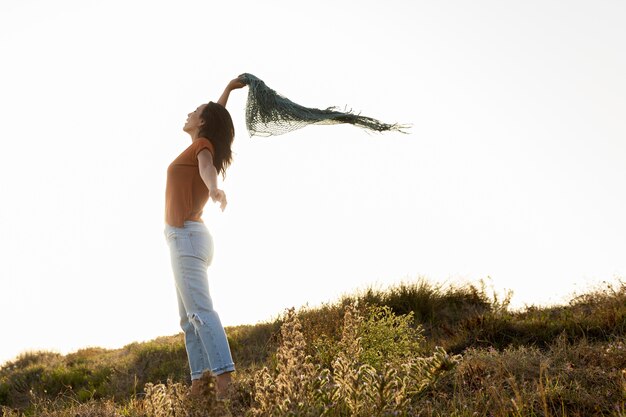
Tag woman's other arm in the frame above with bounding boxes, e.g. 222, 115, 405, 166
198, 149, 227, 211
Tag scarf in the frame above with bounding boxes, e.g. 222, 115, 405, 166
239, 73, 408, 137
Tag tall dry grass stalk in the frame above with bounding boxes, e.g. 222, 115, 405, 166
250, 304, 461, 417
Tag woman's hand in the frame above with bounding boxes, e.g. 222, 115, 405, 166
210, 188, 228, 211
227, 77, 246, 91
217, 77, 246, 107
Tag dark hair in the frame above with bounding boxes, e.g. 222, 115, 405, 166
198, 102, 234, 176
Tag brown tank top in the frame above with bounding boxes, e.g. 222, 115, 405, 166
165, 138, 215, 227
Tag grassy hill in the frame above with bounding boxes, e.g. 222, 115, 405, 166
1, 279, 625, 416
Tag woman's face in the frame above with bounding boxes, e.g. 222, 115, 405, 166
183, 103, 207, 133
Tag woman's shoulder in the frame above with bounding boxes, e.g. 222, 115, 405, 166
193, 137, 214, 146
193, 137, 215, 155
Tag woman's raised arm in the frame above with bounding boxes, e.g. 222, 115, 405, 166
216, 77, 246, 107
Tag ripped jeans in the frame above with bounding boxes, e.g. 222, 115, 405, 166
164, 221, 235, 379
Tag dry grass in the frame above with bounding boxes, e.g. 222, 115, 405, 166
2, 278, 625, 416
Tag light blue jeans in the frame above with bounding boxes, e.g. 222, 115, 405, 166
164, 221, 235, 379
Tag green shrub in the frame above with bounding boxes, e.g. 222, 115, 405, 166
359, 305, 425, 369
313, 304, 425, 371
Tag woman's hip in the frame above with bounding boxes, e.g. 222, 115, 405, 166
165, 221, 214, 265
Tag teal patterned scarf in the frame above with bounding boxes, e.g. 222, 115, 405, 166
239, 73, 408, 137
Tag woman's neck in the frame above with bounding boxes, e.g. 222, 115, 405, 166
188, 129, 200, 142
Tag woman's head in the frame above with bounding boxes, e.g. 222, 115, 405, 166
185, 101, 235, 176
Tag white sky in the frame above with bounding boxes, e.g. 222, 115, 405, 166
1, 0, 625, 365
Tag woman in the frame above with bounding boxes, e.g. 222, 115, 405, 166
164, 77, 245, 398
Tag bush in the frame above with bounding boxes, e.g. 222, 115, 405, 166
249, 305, 461, 417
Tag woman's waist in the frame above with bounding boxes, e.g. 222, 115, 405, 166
164, 220, 208, 234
